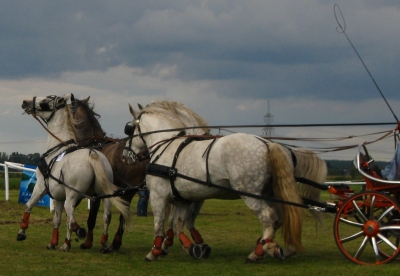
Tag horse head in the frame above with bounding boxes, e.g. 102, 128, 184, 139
22, 94, 70, 122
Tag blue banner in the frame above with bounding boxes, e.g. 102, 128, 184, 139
18, 164, 51, 207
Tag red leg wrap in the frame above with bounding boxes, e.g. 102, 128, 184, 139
178, 232, 193, 249
164, 229, 174, 247
152, 236, 164, 256
20, 212, 30, 230
190, 227, 204, 244
114, 234, 122, 242
73, 222, 80, 232
64, 238, 71, 248
84, 230, 94, 248
50, 228, 59, 247
100, 234, 108, 246
255, 238, 274, 257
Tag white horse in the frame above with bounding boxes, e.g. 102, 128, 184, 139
19, 94, 130, 251
123, 103, 304, 262
128, 101, 327, 260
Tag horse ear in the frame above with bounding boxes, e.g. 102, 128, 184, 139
64, 93, 72, 103
137, 103, 143, 110
83, 96, 90, 103
129, 104, 140, 119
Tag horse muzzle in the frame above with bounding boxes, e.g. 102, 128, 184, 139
21, 99, 34, 114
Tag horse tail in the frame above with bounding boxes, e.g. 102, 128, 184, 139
293, 148, 327, 227
268, 143, 304, 252
88, 151, 131, 227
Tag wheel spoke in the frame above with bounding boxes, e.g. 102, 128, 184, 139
377, 206, 395, 223
380, 225, 400, 231
352, 200, 367, 222
371, 237, 381, 262
377, 233, 398, 251
339, 217, 363, 227
354, 236, 369, 259
370, 195, 375, 220
341, 230, 364, 243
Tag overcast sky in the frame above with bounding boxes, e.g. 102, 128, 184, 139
1, 0, 399, 161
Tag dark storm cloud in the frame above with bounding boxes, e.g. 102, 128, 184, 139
0, 0, 399, 101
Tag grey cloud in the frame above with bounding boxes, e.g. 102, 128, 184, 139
0, 0, 399, 101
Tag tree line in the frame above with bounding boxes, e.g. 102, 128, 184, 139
0, 152, 40, 169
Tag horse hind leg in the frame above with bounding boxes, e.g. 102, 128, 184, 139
59, 199, 80, 252
46, 200, 64, 250
103, 196, 133, 254
80, 199, 101, 250
241, 198, 285, 263
99, 198, 112, 253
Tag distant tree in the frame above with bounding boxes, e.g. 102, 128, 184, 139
27, 153, 40, 166
8, 152, 30, 165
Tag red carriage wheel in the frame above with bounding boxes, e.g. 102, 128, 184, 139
333, 191, 400, 265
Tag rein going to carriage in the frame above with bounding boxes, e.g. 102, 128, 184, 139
125, 120, 336, 213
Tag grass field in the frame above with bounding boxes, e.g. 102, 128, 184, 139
1, 189, 399, 276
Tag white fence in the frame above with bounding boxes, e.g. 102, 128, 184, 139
0, 161, 54, 211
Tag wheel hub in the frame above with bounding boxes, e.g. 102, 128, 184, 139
364, 220, 379, 236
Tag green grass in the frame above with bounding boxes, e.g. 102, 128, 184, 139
1, 189, 400, 276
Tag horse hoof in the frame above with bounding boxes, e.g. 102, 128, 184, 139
161, 248, 169, 256
201, 244, 211, 259
47, 244, 56, 250
245, 258, 255, 264
59, 245, 70, 252
274, 247, 285, 260
80, 243, 92, 250
17, 233, 26, 241
189, 244, 203, 260
100, 246, 116, 254
76, 228, 87, 240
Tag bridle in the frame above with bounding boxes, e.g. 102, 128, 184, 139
25, 95, 69, 145
26, 95, 66, 123
123, 115, 148, 163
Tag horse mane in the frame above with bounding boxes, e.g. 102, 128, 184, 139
64, 105, 78, 142
70, 97, 106, 142
143, 101, 210, 134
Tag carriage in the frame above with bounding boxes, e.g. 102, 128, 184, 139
19, 94, 400, 266
329, 143, 400, 265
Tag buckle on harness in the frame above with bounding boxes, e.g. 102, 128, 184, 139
168, 168, 177, 178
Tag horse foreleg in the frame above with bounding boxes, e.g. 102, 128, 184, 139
173, 205, 208, 260
161, 203, 175, 255
99, 198, 112, 253
46, 200, 64, 250
102, 213, 125, 254
80, 199, 101, 250
145, 194, 167, 262
17, 180, 47, 241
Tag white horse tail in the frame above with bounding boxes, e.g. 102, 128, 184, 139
88, 151, 131, 226
268, 143, 304, 252
293, 148, 327, 227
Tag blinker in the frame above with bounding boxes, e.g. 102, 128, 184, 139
124, 122, 135, 136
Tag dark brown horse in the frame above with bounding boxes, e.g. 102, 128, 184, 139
70, 95, 148, 253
